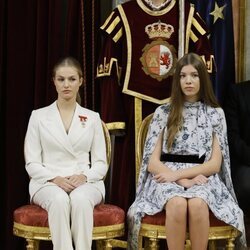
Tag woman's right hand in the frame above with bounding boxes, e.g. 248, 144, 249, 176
191, 174, 208, 186
49, 176, 76, 193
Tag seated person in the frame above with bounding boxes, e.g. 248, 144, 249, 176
224, 81, 250, 213
24, 57, 108, 250
127, 53, 246, 250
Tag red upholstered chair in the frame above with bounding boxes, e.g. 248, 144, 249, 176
136, 114, 240, 250
13, 121, 127, 250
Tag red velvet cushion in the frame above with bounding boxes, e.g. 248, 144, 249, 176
14, 204, 125, 227
209, 212, 227, 227
14, 204, 49, 227
142, 210, 228, 227
142, 211, 165, 225
93, 204, 125, 226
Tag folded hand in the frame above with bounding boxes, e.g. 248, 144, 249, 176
50, 174, 87, 193
153, 171, 178, 183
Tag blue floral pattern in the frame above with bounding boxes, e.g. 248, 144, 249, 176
127, 102, 246, 249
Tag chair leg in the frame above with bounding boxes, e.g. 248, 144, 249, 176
225, 238, 235, 250
26, 239, 40, 250
208, 240, 216, 250
147, 238, 159, 250
96, 240, 105, 250
103, 239, 113, 250
185, 239, 191, 250
138, 235, 144, 250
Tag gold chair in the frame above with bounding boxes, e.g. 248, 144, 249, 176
13, 121, 127, 250
136, 113, 240, 250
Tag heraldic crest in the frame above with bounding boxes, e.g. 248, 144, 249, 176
140, 20, 177, 81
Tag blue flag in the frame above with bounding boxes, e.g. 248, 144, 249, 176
191, 0, 235, 104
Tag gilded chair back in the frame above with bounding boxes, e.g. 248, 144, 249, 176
136, 113, 153, 185
102, 120, 111, 167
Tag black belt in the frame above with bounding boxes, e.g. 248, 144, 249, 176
160, 153, 205, 164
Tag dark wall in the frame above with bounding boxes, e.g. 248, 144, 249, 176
0, 1, 101, 249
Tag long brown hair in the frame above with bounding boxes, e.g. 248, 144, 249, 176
166, 53, 219, 150
52, 57, 83, 104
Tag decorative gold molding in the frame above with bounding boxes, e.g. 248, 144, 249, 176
106, 122, 126, 131
134, 97, 142, 185
14, 222, 125, 244
140, 223, 240, 246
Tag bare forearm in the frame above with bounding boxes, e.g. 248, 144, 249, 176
175, 159, 220, 181
148, 159, 172, 175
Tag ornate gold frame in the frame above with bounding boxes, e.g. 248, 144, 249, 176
13, 222, 126, 250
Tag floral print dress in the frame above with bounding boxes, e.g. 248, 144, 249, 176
127, 101, 246, 249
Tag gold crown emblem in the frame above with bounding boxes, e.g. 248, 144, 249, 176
145, 21, 174, 39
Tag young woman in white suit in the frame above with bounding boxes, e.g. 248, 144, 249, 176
24, 57, 108, 250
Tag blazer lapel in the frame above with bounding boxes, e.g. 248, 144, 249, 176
68, 104, 89, 146
42, 102, 76, 156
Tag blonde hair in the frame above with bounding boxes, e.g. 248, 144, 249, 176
166, 53, 219, 150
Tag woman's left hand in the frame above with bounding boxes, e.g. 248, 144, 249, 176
67, 174, 87, 187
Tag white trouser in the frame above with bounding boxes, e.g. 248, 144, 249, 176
33, 183, 103, 250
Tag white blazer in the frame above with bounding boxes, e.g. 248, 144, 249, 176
24, 101, 108, 200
